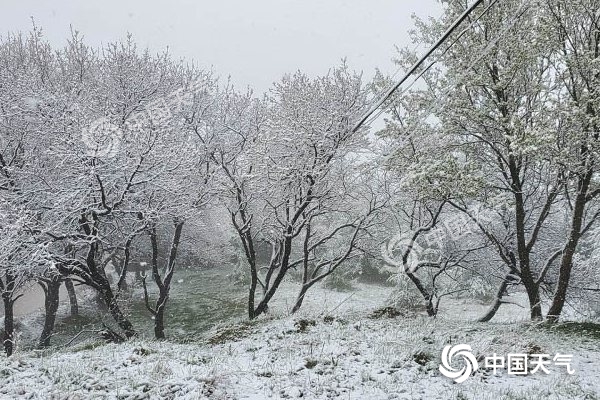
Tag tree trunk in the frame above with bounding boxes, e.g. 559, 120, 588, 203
113, 258, 129, 292
514, 190, 543, 320
38, 279, 61, 348
291, 283, 312, 314
252, 286, 276, 318
478, 274, 512, 322
426, 297, 437, 317
405, 270, 436, 317
143, 220, 183, 339
2, 296, 14, 356
241, 231, 258, 320
252, 236, 293, 319
523, 281, 542, 320
65, 279, 78, 317
547, 177, 589, 322
248, 279, 257, 319
547, 245, 577, 322
154, 299, 166, 340
92, 251, 136, 337
100, 285, 136, 338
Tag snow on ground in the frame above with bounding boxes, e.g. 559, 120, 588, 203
0, 283, 599, 399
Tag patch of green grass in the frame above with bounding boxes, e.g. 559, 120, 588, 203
71, 340, 106, 353
207, 322, 254, 345
294, 319, 316, 333
52, 313, 106, 347
412, 350, 433, 366
542, 321, 600, 340
30, 267, 248, 350
55, 313, 98, 333
368, 306, 403, 319
128, 267, 247, 342
323, 273, 355, 292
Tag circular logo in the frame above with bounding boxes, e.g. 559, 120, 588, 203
81, 117, 122, 158
439, 344, 479, 383
381, 230, 443, 273
381, 232, 424, 271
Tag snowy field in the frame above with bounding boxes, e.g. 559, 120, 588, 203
1, 282, 599, 399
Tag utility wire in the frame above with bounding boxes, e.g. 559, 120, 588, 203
352, 0, 488, 133
371, 0, 501, 120
362, 0, 528, 132
381, 2, 531, 152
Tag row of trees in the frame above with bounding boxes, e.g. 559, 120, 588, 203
0, 0, 598, 356
378, 0, 600, 321
0, 29, 382, 355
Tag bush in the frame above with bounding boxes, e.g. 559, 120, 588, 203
356, 256, 394, 286
324, 272, 355, 292
228, 259, 251, 287
387, 272, 428, 311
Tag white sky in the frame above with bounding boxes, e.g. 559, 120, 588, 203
1, 0, 442, 93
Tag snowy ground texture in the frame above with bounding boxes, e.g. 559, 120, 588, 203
1, 283, 599, 399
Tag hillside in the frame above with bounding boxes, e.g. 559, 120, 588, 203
1, 284, 599, 399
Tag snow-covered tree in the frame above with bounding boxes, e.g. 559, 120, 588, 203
382, 0, 599, 321
0, 29, 57, 353
211, 65, 376, 318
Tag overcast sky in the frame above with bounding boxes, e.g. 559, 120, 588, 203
1, 0, 442, 93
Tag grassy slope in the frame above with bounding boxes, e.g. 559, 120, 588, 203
1, 282, 599, 399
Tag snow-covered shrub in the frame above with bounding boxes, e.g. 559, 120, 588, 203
387, 272, 429, 311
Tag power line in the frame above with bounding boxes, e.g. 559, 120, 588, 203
361, 0, 519, 131
378, 1, 531, 136
352, 0, 490, 133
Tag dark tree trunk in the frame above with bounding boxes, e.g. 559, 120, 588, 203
252, 233, 293, 319
152, 221, 183, 339
478, 274, 512, 322
523, 281, 542, 320
291, 283, 312, 314
547, 247, 577, 322
2, 270, 19, 356
142, 220, 184, 339
425, 298, 437, 317
2, 296, 14, 356
547, 173, 590, 322
406, 270, 436, 317
113, 258, 129, 292
237, 221, 257, 320
292, 224, 311, 315
100, 284, 135, 338
511, 164, 543, 321
65, 279, 78, 317
86, 233, 136, 338
247, 251, 258, 319
116, 231, 139, 292
154, 301, 166, 339
38, 278, 62, 348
